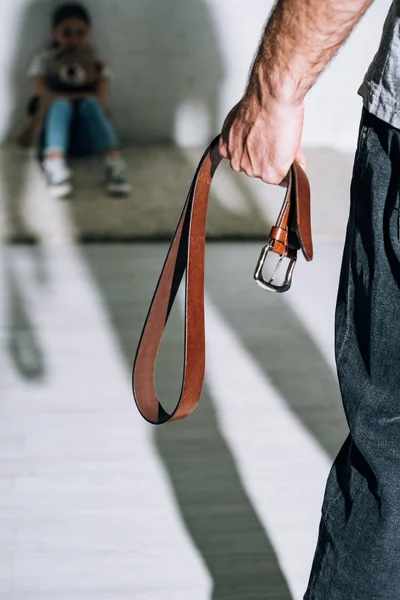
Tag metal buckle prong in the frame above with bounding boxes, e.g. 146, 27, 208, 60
254, 243, 297, 293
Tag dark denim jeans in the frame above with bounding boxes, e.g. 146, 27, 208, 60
304, 108, 400, 600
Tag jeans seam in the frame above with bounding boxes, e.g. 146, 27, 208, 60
336, 122, 370, 365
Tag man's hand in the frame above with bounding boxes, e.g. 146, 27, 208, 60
219, 94, 307, 185
218, 0, 373, 184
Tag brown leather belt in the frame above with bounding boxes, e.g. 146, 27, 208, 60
132, 135, 313, 425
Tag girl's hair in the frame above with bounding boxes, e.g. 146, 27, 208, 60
52, 3, 91, 28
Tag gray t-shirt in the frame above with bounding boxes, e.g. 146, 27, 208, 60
358, 1, 400, 128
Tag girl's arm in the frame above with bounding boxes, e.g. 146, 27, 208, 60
96, 77, 111, 115
31, 75, 98, 101
32, 75, 48, 96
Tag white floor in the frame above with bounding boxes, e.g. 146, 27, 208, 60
0, 148, 350, 599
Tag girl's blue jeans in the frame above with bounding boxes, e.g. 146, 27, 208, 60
44, 97, 120, 157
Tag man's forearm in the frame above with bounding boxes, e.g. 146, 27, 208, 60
247, 0, 373, 106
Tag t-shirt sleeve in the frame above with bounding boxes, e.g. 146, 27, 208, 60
90, 45, 112, 80
27, 50, 50, 78
101, 63, 112, 80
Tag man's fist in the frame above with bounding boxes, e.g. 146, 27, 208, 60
219, 95, 307, 185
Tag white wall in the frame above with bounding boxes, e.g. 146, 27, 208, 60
0, 0, 393, 151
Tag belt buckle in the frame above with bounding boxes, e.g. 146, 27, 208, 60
254, 243, 297, 293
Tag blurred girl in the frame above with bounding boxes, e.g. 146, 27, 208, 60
28, 2, 131, 198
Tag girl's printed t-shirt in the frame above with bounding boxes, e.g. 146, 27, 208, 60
28, 45, 111, 83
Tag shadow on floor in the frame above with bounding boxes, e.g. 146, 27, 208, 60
1, 244, 47, 381
79, 240, 348, 599
81, 244, 295, 599
204, 244, 348, 458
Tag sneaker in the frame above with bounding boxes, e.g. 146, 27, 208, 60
43, 156, 72, 199
105, 158, 131, 196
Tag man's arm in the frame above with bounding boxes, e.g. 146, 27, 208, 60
219, 0, 374, 184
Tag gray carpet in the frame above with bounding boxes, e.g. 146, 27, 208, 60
0, 144, 353, 243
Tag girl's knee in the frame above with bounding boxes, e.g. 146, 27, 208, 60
48, 98, 73, 113
45, 99, 73, 131
79, 97, 103, 113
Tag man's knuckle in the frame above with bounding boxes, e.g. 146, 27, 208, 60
261, 168, 272, 183
261, 171, 277, 185
243, 167, 255, 178
230, 158, 241, 172
219, 143, 228, 158
261, 166, 287, 185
